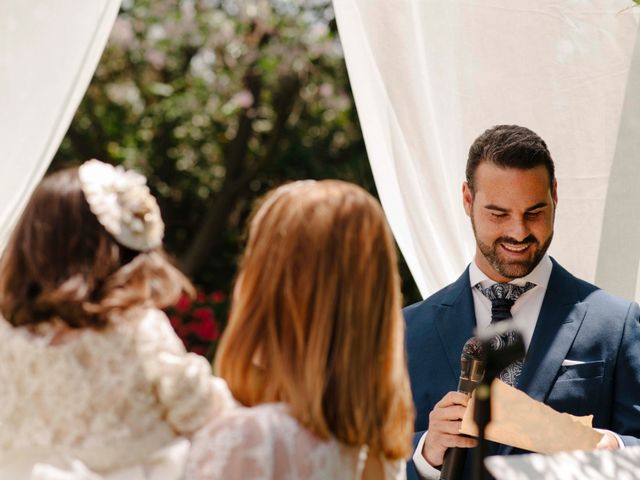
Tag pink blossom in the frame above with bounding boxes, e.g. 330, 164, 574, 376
110, 18, 135, 48
230, 89, 254, 109
145, 49, 167, 70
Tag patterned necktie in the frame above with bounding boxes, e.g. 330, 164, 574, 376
476, 282, 536, 386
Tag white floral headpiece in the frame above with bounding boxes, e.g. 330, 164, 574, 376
78, 159, 164, 251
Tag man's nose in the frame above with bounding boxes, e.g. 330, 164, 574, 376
506, 218, 530, 242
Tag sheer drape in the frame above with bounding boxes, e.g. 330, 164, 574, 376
0, 0, 121, 249
334, 0, 640, 299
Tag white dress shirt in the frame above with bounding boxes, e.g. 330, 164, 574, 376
469, 255, 552, 350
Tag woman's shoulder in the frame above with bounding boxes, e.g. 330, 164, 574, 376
111, 307, 185, 354
190, 403, 406, 480
0, 314, 100, 351
187, 403, 369, 480
0, 308, 165, 346
195, 403, 298, 439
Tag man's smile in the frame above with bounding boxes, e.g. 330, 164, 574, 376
500, 242, 531, 254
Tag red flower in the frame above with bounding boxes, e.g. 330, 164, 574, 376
169, 315, 183, 329
190, 308, 220, 341
189, 345, 208, 356
192, 318, 220, 341
174, 294, 191, 313
169, 315, 188, 338
164, 289, 227, 358
210, 291, 226, 303
192, 307, 214, 323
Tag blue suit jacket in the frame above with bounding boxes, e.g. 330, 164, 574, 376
404, 258, 640, 479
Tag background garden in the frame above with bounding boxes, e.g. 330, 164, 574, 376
50, 0, 421, 358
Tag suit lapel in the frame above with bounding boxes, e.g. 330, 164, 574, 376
433, 268, 477, 383
497, 259, 588, 455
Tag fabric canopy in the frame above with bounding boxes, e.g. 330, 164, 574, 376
0, 0, 121, 249
334, 0, 640, 300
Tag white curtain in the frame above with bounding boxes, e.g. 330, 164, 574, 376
0, 0, 121, 249
333, 0, 640, 300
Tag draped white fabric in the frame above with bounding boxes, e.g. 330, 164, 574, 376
334, 0, 640, 300
0, 0, 121, 249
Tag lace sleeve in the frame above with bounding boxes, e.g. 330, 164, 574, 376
185, 404, 403, 480
185, 409, 274, 480
136, 309, 235, 434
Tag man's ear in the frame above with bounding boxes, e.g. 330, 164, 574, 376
462, 181, 473, 217
551, 178, 558, 205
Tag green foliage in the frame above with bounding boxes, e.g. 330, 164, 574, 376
53, 0, 421, 311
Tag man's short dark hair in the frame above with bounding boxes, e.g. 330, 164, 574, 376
466, 125, 555, 192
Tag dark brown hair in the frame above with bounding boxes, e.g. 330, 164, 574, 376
0, 166, 192, 329
466, 124, 555, 192
216, 180, 414, 460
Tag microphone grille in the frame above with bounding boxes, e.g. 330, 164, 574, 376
462, 336, 484, 359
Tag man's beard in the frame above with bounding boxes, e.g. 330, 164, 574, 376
472, 221, 553, 280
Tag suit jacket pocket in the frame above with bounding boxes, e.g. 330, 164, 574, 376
555, 360, 605, 382
547, 360, 605, 417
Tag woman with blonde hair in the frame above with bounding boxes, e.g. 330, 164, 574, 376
0, 160, 233, 479
187, 180, 414, 479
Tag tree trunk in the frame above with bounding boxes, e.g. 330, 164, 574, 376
179, 74, 301, 277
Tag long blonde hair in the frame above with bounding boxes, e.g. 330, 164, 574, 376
216, 180, 414, 460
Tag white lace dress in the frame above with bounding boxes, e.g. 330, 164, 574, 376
185, 403, 406, 480
0, 308, 234, 480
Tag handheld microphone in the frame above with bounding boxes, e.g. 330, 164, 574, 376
440, 337, 485, 480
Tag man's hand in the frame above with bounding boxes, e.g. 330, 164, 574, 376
595, 429, 621, 449
422, 391, 478, 468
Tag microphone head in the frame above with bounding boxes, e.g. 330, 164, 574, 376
473, 323, 526, 377
462, 335, 485, 360
459, 336, 486, 392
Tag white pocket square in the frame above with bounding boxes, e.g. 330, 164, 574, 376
561, 359, 586, 366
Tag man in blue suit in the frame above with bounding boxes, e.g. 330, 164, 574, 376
405, 125, 640, 479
